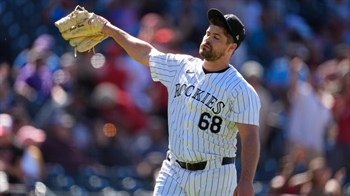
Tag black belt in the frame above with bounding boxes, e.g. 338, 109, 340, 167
167, 156, 235, 171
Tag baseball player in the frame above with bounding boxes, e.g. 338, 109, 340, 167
56, 7, 260, 196
102, 8, 260, 196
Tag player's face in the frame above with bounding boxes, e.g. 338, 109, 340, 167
199, 25, 231, 62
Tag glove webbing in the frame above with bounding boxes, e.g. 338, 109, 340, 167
74, 47, 96, 57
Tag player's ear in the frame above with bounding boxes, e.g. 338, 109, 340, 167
227, 43, 237, 54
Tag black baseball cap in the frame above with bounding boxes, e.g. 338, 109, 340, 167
207, 8, 246, 48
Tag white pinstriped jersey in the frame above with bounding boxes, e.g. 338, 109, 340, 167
149, 50, 260, 163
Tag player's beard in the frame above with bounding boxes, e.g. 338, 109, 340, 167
199, 44, 226, 62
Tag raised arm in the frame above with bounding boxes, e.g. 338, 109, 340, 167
54, 6, 158, 64
102, 23, 156, 66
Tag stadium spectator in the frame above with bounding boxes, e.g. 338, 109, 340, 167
0, 61, 16, 113
12, 34, 61, 76
13, 47, 54, 120
286, 55, 333, 161
328, 71, 350, 184
0, 113, 24, 184
240, 60, 273, 162
17, 125, 46, 188
40, 112, 90, 178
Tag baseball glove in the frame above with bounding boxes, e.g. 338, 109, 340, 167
54, 5, 109, 53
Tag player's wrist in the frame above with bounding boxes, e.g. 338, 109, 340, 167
238, 176, 254, 184
101, 22, 111, 35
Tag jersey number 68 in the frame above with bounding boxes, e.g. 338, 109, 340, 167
198, 112, 223, 133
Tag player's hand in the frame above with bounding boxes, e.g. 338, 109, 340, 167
233, 181, 255, 196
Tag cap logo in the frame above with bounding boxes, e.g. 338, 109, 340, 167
236, 35, 239, 41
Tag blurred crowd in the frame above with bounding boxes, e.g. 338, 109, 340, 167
0, 0, 350, 195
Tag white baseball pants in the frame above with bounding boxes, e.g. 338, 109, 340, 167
153, 158, 237, 196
